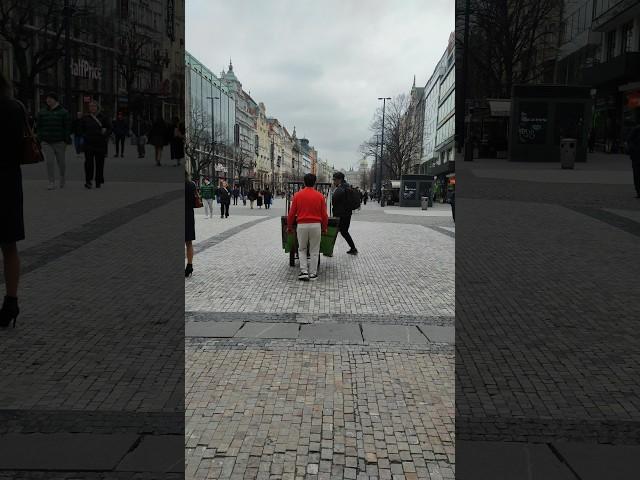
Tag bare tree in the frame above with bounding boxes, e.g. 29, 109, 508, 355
361, 94, 422, 181
465, 0, 561, 98
0, 0, 95, 107
185, 105, 226, 182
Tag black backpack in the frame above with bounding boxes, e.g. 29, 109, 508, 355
344, 185, 361, 211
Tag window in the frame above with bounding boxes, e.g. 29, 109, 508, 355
622, 22, 633, 52
606, 30, 616, 60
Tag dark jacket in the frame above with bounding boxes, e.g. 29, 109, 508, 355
248, 189, 258, 201
0, 97, 26, 170
627, 125, 640, 161
185, 181, 196, 209
36, 104, 71, 143
332, 181, 352, 217
112, 118, 129, 137
148, 119, 169, 146
79, 113, 112, 154
216, 186, 231, 204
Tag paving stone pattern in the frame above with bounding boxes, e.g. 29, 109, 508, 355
186, 216, 454, 316
186, 205, 455, 479
456, 157, 640, 451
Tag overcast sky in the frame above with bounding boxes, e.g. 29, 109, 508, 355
186, 0, 454, 170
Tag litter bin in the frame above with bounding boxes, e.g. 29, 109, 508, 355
421, 196, 429, 210
560, 138, 577, 169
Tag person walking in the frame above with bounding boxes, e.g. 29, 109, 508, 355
450, 190, 455, 222
185, 172, 196, 278
256, 189, 263, 209
232, 185, 240, 205
35, 92, 71, 190
79, 101, 111, 189
363, 190, 368, 205
72, 111, 85, 161
132, 115, 148, 159
0, 72, 26, 328
200, 177, 216, 218
148, 115, 169, 166
112, 111, 128, 158
263, 187, 272, 210
170, 117, 185, 167
287, 173, 328, 281
248, 187, 257, 209
626, 110, 640, 198
332, 171, 358, 255
217, 181, 231, 218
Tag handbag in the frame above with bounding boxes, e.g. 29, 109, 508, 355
194, 187, 203, 208
18, 101, 44, 165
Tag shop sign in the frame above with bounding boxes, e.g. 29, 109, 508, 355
518, 102, 548, 145
71, 58, 102, 81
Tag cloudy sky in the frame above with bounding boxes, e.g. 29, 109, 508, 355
186, 0, 454, 170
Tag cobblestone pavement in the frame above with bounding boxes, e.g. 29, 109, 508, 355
0, 147, 184, 477
186, 204, 455, 479
456, 154, 640, 475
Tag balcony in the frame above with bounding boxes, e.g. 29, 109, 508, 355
592, 0, 640, 31
583, 52, 640, 86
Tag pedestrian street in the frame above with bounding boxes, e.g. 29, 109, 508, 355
185, 200, 455, 479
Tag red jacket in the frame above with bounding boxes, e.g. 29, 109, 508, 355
287, 187, 328, 230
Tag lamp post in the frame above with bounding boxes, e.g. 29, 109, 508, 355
206, 95, 219, 181
377, 97, 391, 202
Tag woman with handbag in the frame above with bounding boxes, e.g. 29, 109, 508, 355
0, 72, 28, 328
185, 172, 198, 277
79, 101, 111, 189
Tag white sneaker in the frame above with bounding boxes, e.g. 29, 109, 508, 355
298, 271, 309, 281
47, 182, 55, 190
309, 273, 318, 281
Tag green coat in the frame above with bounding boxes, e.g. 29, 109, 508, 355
36, 105, 71, 143
200, 183, 216, 199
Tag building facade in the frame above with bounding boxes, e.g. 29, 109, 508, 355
185, 51, 236, 181
221, 61, 259, 186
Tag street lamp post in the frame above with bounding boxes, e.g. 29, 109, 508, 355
206, 95, 219, 182
377, 97, 391, 202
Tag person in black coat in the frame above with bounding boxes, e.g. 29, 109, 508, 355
148, 115, 169, 166
185, 172, 196, 277
112, 111, 128, 157
217, 181, 231, 218
332, 171, 358, 255
80, 101, 112, 189
170, 117, 185, 167
0, 72, 26, 327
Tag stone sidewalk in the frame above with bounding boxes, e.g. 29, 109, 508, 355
185, 205, 455, 479
0, 147, 184, 478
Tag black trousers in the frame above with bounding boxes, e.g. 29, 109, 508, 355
233, 196, 238, 205
632, 158, 640, 195
338, 215, 356, 250
115, 135, 126, 156
220, 202, 230, 217
84, 150, 105, 185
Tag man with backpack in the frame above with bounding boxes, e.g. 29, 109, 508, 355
332, 171, 359, 255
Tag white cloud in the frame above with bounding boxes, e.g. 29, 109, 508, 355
186, 0, 454, 170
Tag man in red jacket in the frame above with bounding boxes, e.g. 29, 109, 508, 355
287, 173, 329, 281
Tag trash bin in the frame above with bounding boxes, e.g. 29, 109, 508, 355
421, 196, 429, 210
560, 138, 577, 169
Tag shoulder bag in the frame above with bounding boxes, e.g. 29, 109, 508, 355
18, 101, 44, 165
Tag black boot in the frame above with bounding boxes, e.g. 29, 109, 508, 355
185, 264, 193, 278
0, 296, 19, 328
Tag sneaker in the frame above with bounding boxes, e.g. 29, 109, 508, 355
309, 273, 318, 281
298, 271, 309, 281
47, 182, 55, 190
347, 249, 358, 255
